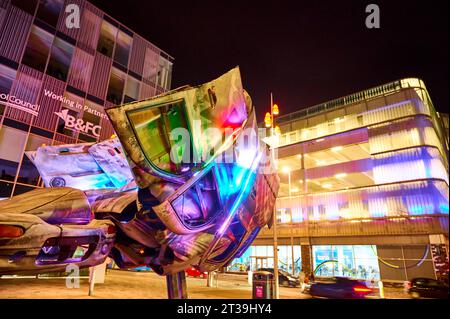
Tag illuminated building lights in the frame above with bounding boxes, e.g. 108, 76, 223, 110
282, 166, 291, 174
331, 146, 343, 152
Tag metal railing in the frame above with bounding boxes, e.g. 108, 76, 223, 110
270, 78, 427, 126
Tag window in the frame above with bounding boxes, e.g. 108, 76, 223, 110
97, 20, 117, 58
357, 115, 364, 126
318, 205, 326, 220
114, 30, 132, 67
0, 126, 27, 182
82, 103, 101, 128
36, 0, 64, 27
78, 133, 97, 143
0, 181, 13, 198
307, 206, 314, 220
143, 47, 159, 84
106, 67, 126, 104
13, 184, 36, 196
56, 107, 78, 137
0, 64, 16, 94
124, 75, 140, 101
11, 0, 38, 14
338, 202, 350, 219
17, 134, 50, 186
157, 57, 172, 90
313, 245, 380, 280
127, 100, 192, 175
22, 26, 54, 72
47, 37, 74, 81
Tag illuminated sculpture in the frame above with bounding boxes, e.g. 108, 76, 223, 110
0, 68, 279, 292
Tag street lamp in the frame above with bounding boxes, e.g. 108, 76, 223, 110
266, 93, 280, 299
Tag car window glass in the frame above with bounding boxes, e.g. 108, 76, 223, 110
127, 100, 192, 175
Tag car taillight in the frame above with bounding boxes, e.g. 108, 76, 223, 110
353, 285, 372, 294
0, 225, 24, 238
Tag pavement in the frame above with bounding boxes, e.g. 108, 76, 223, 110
0, 269, 410, 299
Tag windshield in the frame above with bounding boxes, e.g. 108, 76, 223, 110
127, 99, 192, 175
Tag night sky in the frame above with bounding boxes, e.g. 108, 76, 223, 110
90, 0, 449, 121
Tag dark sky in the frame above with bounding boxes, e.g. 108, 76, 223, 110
90, 0, 449, 121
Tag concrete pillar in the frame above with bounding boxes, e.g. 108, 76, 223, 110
301, 244, 312, 277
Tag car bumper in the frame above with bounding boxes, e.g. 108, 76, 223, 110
0, 213, 115, 275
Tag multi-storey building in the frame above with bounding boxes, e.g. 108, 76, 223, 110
230, 78, 449, 283
0, 0, 173, 199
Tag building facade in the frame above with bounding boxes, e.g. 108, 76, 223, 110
230, 78, 449, 283
0, 0, 173, 199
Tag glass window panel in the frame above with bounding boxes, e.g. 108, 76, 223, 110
0, 181, 13, 198
36, 0, 64, 27
170, 170, 220, 227
82, 101, 102, 127
143, 48, 159, 84
56, 107, 79, 137
334, 245, 354, 277
114, 30, 132, 67
127, 100, 193, 175
124, 75, 140, 101
78, 133, 97, 143
97, 20, 117, 58
157, 57, 172, 90
47, 37, 74, 81
0, 127, 27, 181
313, 245, 333, 276
106, 67, 126, 104
22, 26, 54, 72
294, 245, 302, 274
0, 64, 17, 94
17, 134, 50, 185
13, 184, 36, 196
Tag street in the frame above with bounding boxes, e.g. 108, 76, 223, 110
0, 270, 410, 299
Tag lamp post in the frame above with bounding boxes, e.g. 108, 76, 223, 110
265, 93, 280, 299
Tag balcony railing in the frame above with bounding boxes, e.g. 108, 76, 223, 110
274, 78, 428, 125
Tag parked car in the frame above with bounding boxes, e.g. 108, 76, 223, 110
310, 277, 373, 299
406, 278, 449, 299
257, 268, 300, 287
186, 267, 208, 278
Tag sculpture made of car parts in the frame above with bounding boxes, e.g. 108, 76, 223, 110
0, 68, 279, 292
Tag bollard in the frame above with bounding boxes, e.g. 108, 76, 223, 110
88, 266, 96, 296
248, 270, 253, 286
378, 280, 385, 299
207, 271, 216, 287
166, 271, 188, 299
